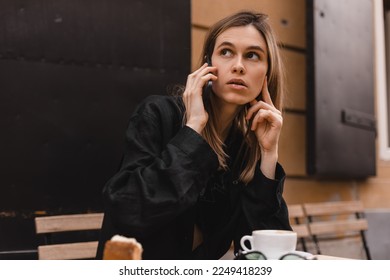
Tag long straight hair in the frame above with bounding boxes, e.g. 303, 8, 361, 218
189, 11, 285, 184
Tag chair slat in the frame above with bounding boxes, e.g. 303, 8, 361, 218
288, 204, 306, 218
303, 201, 364, 216
35, 213, 104, 234
309, 219, 368, 235
38, 241, 99, 260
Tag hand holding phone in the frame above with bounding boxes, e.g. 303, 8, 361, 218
183, 57, 216, 133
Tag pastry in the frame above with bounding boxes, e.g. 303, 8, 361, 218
103, 235, 143, 260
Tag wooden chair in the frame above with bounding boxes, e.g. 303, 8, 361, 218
288, 204, 311, 252
35, 213, 104, 260
303, 201, 371, 259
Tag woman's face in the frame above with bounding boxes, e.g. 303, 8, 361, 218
211, 25, 268, 106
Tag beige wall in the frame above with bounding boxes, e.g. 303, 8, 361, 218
191, 0, 390, 209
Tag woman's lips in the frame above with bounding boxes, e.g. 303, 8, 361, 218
228, 83, 247, 90
227, 78, 247, 90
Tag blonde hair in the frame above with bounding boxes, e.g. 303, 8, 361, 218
189, 11, 285, 184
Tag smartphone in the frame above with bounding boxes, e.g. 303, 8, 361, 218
203, 56, 213, 105
205, 56, 213, 88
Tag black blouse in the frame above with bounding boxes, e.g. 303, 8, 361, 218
96, 95, 291, 260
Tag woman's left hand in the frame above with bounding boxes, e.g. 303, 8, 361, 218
246, 79, 283, 156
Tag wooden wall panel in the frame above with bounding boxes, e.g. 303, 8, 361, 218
374, 161, 390, 179
191, 27, 207, 71
281, 49, 306, 110
192, 0, 306, 48
284, 178, 357, 205
279, 113, 306, 176
358, 175, 390, 208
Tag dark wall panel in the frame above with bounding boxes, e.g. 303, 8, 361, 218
0, 0, 190, 258
0, 0, 190, 71
307, 0, 376, 179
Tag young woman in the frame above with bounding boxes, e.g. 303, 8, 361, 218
97, 11, 292, 260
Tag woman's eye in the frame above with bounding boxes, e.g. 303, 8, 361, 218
220, 49, 232, 57
247, 52, 260, 60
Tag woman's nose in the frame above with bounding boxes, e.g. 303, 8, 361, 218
232, 57, 246, 74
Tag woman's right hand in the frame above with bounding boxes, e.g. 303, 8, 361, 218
183, 63, 217, 134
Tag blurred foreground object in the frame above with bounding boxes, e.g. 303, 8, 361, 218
103, 235, 143, 260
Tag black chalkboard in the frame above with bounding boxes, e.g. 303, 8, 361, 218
0, 0, 190, 258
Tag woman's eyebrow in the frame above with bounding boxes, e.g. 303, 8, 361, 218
217, 41, 266, 54
247, 45, 266, 54
216, 41, 235, 49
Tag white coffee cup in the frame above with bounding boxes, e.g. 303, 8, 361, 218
240, 230, 297, 259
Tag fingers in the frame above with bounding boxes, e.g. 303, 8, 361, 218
198, 63, 217, 81
246, 77, 279, 121
246, 100, 281, 121
261, 78, 274, 106
186, 63, 217, 89
251, 109, 283, 131
183, 66, 217, 105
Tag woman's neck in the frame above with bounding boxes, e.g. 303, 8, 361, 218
214, 100, 241, 141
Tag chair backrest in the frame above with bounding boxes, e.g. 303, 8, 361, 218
302, 200, 371, 259
288, 204, 311, 238
35, 213, 104, 260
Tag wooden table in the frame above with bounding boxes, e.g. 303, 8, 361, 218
315, 254, 353, 260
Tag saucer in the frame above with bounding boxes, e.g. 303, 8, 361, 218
238, 250, 315, 260
285, 250, 316, 260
